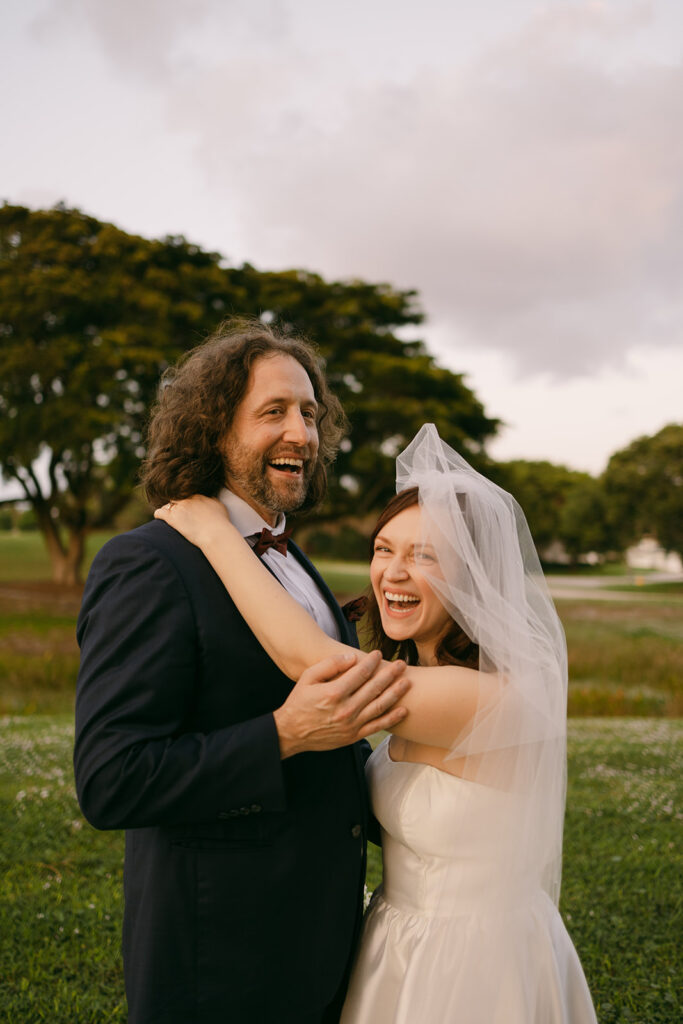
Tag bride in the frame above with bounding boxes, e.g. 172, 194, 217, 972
155, 424, 597, 1023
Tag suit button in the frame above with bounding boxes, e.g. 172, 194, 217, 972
350, 824, 362, 839
239, 806, 250, 816
250, 804, 262, 814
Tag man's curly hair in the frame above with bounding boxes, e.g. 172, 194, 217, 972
141, 318, 347, 512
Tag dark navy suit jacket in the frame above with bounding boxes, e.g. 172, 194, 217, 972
74, 520, 372, 1023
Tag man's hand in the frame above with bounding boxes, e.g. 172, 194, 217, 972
273, 651, 409, 759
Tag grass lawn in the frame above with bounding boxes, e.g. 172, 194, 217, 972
541, 564, 655, 576
311, 558, 371, 598
0, 532, 113, 583
0, 716, 126, 1022
0, 528, 679, 1015
2, 538, 681, 718
0, 717, 680, 1023
0, 533, 681, 1020
606, 581, 683, 596
558, 599, 683, 717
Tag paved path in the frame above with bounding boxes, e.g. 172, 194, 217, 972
547, 572, 683, 602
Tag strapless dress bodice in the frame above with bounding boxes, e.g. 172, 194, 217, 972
340, 738, 598, 1024
370, 738, 535, 915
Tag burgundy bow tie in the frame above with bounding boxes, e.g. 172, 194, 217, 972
251, 526, 293, 557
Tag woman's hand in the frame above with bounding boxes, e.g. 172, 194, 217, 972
154, 495, 232, 550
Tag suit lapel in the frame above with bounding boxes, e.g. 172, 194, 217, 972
286, 541, 359, 649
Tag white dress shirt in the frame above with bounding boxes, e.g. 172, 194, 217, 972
218, 488, 341, 641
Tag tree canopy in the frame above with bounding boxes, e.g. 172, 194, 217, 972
490, 459, 592, 556
603, 423, 683, 558
558, 476, 617, 562
0, 203, 498, 583
494, 426, 683, 563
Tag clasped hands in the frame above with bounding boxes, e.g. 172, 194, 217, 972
273, 651, 409, 759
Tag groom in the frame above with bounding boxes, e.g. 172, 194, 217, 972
74, 319, 408, 1024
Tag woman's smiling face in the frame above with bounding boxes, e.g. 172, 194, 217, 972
370, 504, 452, 664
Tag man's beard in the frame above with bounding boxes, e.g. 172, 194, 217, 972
224, 446, 315, 515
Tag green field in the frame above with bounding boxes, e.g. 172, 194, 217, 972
561, 600, 682, 717
0, 532, 113, 583
1, 532, 681, 718
0, 717, 680, 1023
0, 532, 681, 1020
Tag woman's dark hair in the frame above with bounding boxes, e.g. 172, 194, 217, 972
141, 317, 347, 510
362, 487, 480, 669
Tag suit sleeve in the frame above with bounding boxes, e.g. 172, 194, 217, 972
74, 533, 287, 831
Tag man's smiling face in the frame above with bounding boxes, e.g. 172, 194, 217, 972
221, 353, 320, 525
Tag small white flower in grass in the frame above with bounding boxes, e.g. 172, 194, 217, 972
71, 819, 83, 831
43, 882, 51, 890
73, 928, 80, 935
36, 913, 45, 919
15, 790, 26, 801
363, 885, 372, 911
88, 903, 95, 909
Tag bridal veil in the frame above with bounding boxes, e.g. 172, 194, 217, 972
395, 424, 568, 906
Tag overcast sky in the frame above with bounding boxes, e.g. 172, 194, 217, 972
2, 0, 682, 476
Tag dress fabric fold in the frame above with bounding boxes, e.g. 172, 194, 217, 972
340, 740, 597, 1024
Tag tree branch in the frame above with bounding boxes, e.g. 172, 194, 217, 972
23, 462, 46, 503
47, 451, 61, 501
2, 464, 33, 503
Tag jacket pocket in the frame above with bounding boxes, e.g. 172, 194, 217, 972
171, 835, 272, 850
167, 816, 277, 849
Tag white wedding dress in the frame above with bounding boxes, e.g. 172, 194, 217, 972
341, 739, 598, 1024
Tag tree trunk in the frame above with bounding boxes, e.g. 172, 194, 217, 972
50, 529, 85, 586
35, 508, 85, 586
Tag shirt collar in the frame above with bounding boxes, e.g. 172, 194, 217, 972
217, 488, 287, 538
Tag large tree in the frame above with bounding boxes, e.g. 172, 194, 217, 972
603, 423, 683, 558
0, 204, 237, 583
490, 460, 592, 557
0, 204, 497, 583
558, 477, 616, 562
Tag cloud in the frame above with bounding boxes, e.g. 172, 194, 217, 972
173, 3, 683, 376
30, 0, 288, 83
29, 0, 683, 377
